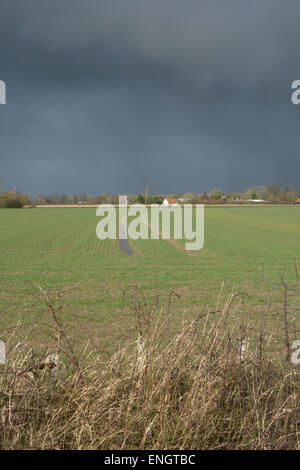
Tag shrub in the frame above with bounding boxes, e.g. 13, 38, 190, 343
0, 191, 31, 208
1, 286, 300, 449
5, 198, 23, 208
148, 196, 163, 204
137, 194, 145, 204
208, 188, 223, 200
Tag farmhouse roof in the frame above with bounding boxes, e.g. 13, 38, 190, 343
165, 198, 178, 203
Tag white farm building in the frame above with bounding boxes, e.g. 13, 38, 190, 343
162, 198, 179, 206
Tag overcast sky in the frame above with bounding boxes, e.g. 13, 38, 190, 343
0, 0, 299, 197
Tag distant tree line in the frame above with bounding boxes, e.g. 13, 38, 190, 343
203, 184, 299, 204
0, 180, 32, 208
0, 178, 299, 208
33, 193, 165, 205
169, 185, 299, 204
31, 185, 300, 205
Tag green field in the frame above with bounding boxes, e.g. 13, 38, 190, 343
1, 206, 300, 348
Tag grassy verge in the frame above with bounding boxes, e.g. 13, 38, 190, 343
1, 285, 300, 450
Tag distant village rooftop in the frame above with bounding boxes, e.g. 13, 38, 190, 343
162, 198, 179, 206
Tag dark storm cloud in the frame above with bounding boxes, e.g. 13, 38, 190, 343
0, 0, 299, 196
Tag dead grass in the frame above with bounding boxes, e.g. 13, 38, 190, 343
0, 284, 300, 450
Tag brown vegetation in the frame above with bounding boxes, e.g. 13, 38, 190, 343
1, 284, 300, 450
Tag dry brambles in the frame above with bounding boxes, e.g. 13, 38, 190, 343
1, 281, 300, 450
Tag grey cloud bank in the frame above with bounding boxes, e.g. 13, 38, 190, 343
0, 1, 299, 196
